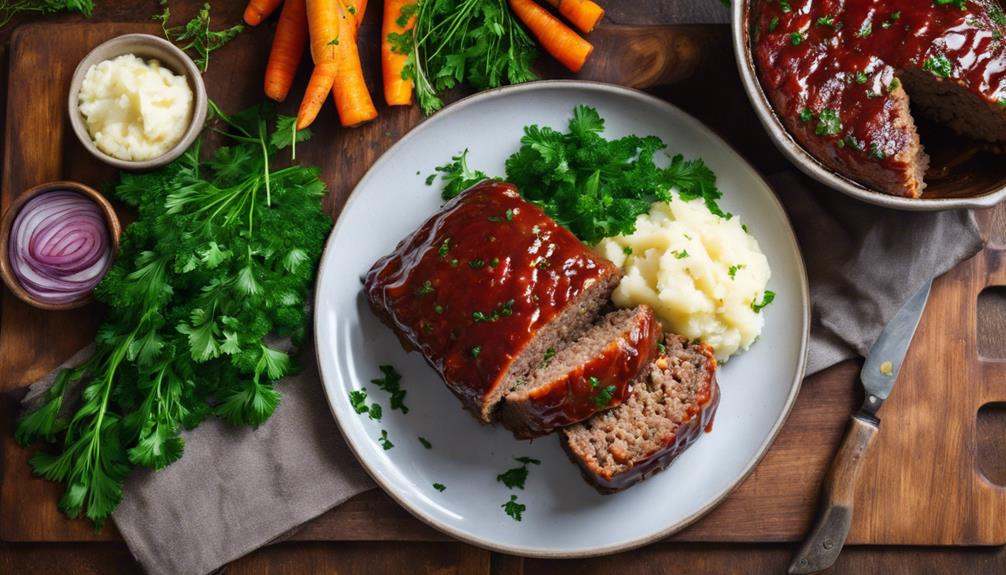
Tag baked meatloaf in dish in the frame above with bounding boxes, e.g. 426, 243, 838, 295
753, 0, 1006, 198
365, 181, 622, 428
561, 336, 720, 493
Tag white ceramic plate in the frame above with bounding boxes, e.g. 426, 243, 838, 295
314, 81, 809, 558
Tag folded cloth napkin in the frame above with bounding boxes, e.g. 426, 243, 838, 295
18, 168, 984, 575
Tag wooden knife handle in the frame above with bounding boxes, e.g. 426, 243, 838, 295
577, 25, 731, 89
788, 415, 880, 575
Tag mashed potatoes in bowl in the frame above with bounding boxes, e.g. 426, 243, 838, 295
595, 194, 771, 362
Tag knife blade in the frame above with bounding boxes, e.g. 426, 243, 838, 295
789, 279, 933, 575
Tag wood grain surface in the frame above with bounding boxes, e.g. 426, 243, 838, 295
0, 1, 1005, 573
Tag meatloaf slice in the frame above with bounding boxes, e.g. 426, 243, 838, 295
365, 180, 620, 423
498, 306, 662, 439
561, 335, 719, 493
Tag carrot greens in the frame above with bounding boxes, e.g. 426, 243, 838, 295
0, 0, 93, 30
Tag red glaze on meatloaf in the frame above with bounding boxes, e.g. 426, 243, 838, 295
753, 0, 1006, 197
498, 306, 663, 439
365, 181, 620, 422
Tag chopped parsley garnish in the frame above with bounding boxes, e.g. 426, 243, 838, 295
415, 280, 435, 295
999, 98, 1006, 108
368, 403, 383, 421
815, 109, 843, 136
657, 341, 667, 354
588, 377, 618, 408
419, 437, 433, 449
933, 0, 967, 9
473, 299, 515, 323
869, 143, 887, 160
728, 264, 746, 279
855, 71, 868, 85
505, 208, 515, 221
769, 16, 780, 32
349, 390, 370, 414
673, 249, 689, 259
799, 108, 814, 123
816, 15, 835, 27
469, 258, 486, 269
378, 430, 394, 450
844, 135, 865, 152
856, 22, 872, 38
923, 54, 953, 78
438, 238, 451, 257
435, 149, 491, 199
779, 0, 792, 13
469, 346, 482, 358
450, 258, 460, 267
497, 457, 541, 489
372, 365, 409, 414
888, 78, 901, 92
443, 106, 729, 244
434, 304, 444, 314
882, 11, 901, 28
502, 495, 525, 521
789, 31, 806, 46
433, 483, 446, 492
490, 257, 500, 267
623, 246, 633, 256
752, 290, 777, 312
540, 347, 556, 368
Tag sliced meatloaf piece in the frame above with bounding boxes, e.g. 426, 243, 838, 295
498, 306, 662, 439
561, 335, 719, 493
753, 0, 1006, 198
365, 181, 620, 423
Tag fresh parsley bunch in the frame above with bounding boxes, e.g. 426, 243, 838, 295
15, 103, 331, 527
439, 106, 729, 245
389, 0, 539, 115
0, 0, 93, 29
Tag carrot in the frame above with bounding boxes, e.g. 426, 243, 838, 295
382, 0, 415, 106
331, 0, 378, 126
543, 0, 604, 34
509, 0, 593, 73
244, 0, 284, 26
297, 0, 342, 129
351, 0, 368, 26
264, 0, 308, 102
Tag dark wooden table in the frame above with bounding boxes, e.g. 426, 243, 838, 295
2, 2, 1005, 573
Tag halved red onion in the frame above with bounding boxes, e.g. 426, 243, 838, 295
8, 190, 113, 304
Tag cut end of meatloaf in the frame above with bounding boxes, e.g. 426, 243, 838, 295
899, 66, 1006, 145
497, 306, 662, 438
881, 79, 930, 199
560, 335, 719, 493
478, 271, 621, 422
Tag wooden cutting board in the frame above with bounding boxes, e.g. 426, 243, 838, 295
1, 19, 1004, 547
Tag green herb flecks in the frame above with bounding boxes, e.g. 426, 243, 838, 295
497, 456, 541, 490
378, 430, 394, 450
815, 109, 843, 136
372, 365, 408, 414
588, 377, 617, 408
752, 290, 777, 312
419, 437, 433, 449
0, 0, 93, 30
539, 348, 556, 369
502, 494, 526, 521
923, 54, 953, 78
728, 264, 746, 279
433, 483, 446, 492
15, 102, 327, 527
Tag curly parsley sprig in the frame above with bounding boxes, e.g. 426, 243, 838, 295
155, 2, 243, 73
15, 102, 330, 527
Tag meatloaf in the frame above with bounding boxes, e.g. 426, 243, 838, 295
753, 0, 1006, 198
498, 306, 663, 439
561, 336, 719, 493
365, 181, 620, 423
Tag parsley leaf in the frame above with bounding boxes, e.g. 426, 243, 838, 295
371, 365, 408, 414
378, 430, 394, 450
156, 2, 243, 73
502, 494, 526, 521
752, 290, 777, 312
419, 436, 433, 449
433, 483, 447, 492
436, 149, 491, 201
923, 54, 953, 78
497, 456, 541, 489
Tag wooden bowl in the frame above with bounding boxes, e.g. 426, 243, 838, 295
68, 33, 207, 171
732, 0, 1006, 211
0, 181, 122, 311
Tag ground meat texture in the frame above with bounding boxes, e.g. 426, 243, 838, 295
753, 0, 1006, 198
560, 336, 719, 493
498, 306, 662, 439
365, 181, 620, 423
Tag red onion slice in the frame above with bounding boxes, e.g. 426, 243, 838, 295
8, 190, 113, 304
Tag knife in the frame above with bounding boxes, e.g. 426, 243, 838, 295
788, 279, 934, 575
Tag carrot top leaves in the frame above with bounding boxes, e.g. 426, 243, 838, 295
156, 2, 244, 72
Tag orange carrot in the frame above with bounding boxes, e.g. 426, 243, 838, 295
264, 0, 308, 102
543, 0, 604, 34
382, 0, 415, 106
298, 0, 342, 129
331, 0, 378, 126
351, 0, 368, 26
509, 0, 593, 73
244, 0, 284, 26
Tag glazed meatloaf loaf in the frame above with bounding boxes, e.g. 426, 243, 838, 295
754, 0, 1006, 198
561, 336, 719, 493
497, 306, 662, 439
365, 181, 622, 425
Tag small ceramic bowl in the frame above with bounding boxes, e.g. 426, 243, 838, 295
0, 181, 122, 311
732, 0, 1006, 211
68, 33, 208, 171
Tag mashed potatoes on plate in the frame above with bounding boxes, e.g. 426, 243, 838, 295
595, 195, 771, 362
